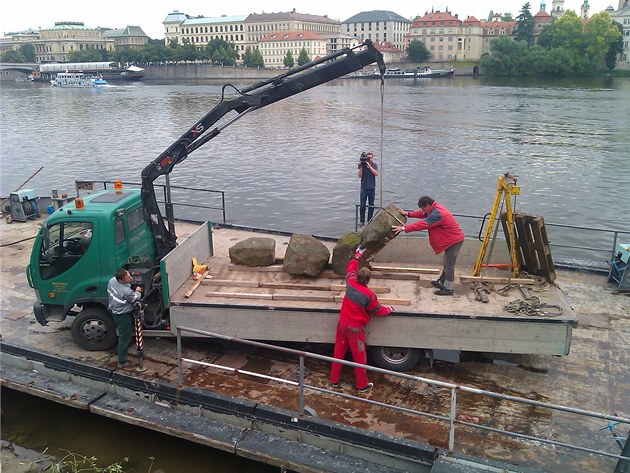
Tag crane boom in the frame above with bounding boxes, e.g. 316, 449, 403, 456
141, 40, 385, 259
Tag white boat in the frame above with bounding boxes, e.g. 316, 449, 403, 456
358, 66, 456, 79
50, 72, 108, 88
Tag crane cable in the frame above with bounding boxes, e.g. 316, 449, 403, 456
379, 76, 385, 210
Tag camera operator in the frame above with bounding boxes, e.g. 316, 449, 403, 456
357, 151, 378, 226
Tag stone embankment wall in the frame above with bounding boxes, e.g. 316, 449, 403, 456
143, 63, 476, 81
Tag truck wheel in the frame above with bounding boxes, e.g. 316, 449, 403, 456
71, 307, 117, 351
369, 346, 421, 372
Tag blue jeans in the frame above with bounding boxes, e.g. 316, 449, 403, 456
359, 188, 375, 224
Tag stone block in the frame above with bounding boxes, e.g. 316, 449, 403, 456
283, 234, 330, 277
360, 204, 407, 259
228, 237, 276, 266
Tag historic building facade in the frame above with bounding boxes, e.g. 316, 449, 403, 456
609, 0, 630, 69
0, 21, 148, 63
341, 10, 410, 52
258, 31, 327, 67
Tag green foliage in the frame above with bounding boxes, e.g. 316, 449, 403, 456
249, 47, 265, 68
283, 50, 295, 68
502, 13, 514, 21
513, 2, 534, 46
67, 49, 109, 62
204, 38, 237, 65
0, 49, 26, 62
243, 46, 253, 66
47, 451, 131, 473
19, 43, 36, 62
406, 39, 430, 62
482, 9, 621, 76
297, 47, 310, 66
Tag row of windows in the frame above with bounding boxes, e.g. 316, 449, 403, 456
183, 24, 244, 34
261, 47, 325, 55
185, 34, 245, 43
344, 22, 408, 30
428, 45, 455, 51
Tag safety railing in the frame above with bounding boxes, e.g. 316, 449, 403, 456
74, 179, 226, 224
354, 204, 629, 269
175, 325, 630, 466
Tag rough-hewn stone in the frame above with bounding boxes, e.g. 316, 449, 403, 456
360, 204, 407, 259
228, 237, 276, 266
283, 234, 330, 277
331, 232, 362, 275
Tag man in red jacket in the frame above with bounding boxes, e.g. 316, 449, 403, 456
330, 247, 392, 392
392, 196, 464, 296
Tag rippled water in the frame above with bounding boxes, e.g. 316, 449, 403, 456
1, 77, 629, 261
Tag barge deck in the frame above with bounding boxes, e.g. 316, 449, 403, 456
1, 217, 628, 472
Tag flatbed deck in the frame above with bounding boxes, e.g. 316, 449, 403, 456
168, 223, 576, 356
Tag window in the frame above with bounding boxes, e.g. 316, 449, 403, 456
127, 207, 144, 232
39, 221, 93, 280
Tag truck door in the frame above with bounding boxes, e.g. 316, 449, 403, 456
34, 219, 101, 307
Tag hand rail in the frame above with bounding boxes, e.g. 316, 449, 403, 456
175, 325, 630, 465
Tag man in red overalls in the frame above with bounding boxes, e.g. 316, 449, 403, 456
330, 247, 392, 392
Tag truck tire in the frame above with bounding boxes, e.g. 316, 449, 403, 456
369, 346, 422, 372
71, 307, 117, 351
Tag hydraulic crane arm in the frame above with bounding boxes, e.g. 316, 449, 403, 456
141, 40, 385, 260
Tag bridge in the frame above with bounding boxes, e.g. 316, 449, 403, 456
0, 63, 38, 75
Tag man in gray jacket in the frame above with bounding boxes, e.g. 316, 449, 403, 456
107, 268, 143, 367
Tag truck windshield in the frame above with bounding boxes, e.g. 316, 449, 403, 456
39, 221, 93, 280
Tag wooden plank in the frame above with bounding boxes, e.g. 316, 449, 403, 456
370, 264, 440, 274
203, 279, 260, 288
229, 264, 285, 272
329, 284, 391, 294
259, 282, 331, 291
333, 295, 411, 305
205, 291, 273, 300
460, 275, 538, 285
370, 272, 421, 280
272, 294, 336, 302
185, 270, 207, 298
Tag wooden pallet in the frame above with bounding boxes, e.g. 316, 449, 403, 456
503, 212, 556, 283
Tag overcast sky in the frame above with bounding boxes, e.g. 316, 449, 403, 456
1, 0, 617, 40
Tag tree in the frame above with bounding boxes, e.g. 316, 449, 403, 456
249, 47, 265, 68
67, 48, 108, 62
243, 46, 253, 66
297, 47, 310, 66
283, 50, 295, 68
406, 39, 430, 62
513, 2, 534, 47
480, 35, 529, 75
501, 13, 514, 21
204, 38, 236, 64
0, 49, 25, 62
18, 43, 36, 62
583, 12, 622, 70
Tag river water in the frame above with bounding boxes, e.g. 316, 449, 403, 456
1, 76, 629, 469
1, 76, 629, 262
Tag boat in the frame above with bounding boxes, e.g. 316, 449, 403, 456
353, 66, 455, 79
33, 61, 143, 83
50, 72, 108, 88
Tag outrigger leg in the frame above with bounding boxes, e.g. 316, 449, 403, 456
133, 301, 147, 372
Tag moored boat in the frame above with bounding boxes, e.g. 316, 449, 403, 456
50, 72, 108, 88
354, 66, 455, 79
33, 61, 143, 83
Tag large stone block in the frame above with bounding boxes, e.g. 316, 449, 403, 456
331, 232, 361, 275
283, 234, 330, 277
361, 204, 407, 259
228, 237, 276, 266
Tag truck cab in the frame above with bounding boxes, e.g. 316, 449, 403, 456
27, 188, 159, 350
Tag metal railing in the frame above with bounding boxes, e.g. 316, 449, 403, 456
176, 325, 630, 466
75, 179, 226, 224
355, 204, 629, 269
